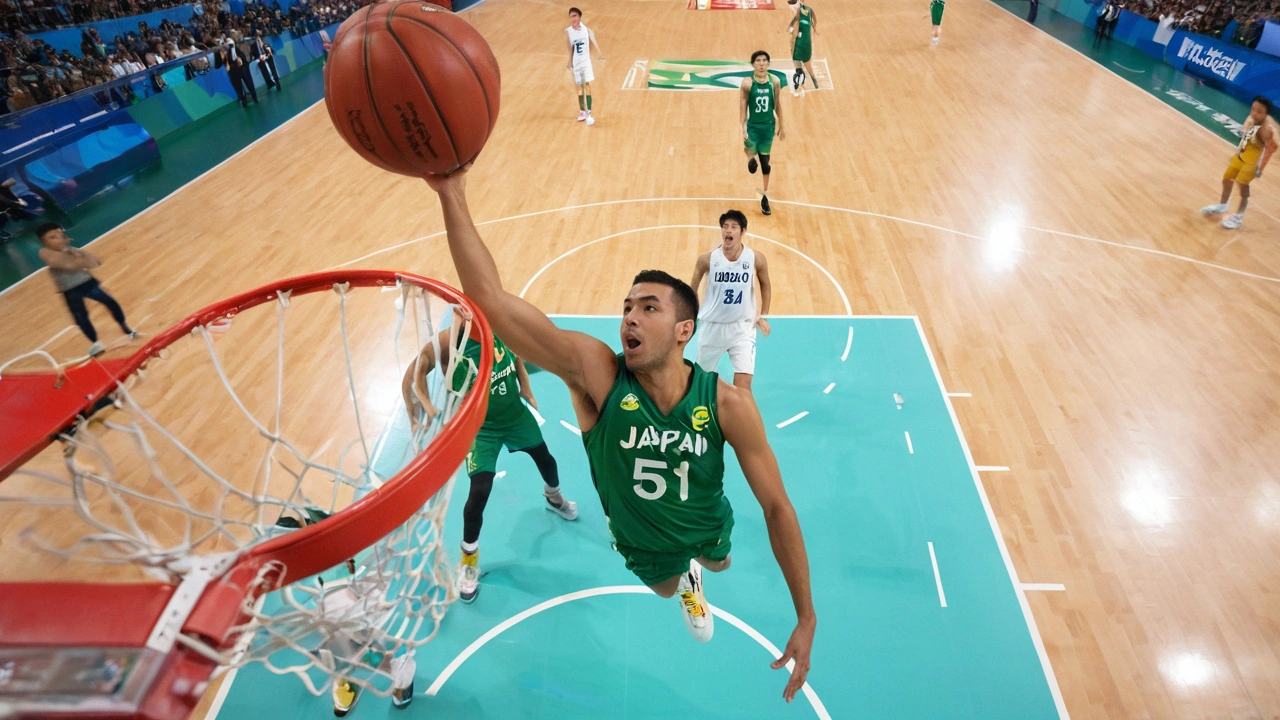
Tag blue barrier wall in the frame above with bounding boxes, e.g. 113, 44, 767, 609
29, 4, 201, 56
0, 22, 340, 212
1164, 31, 1280, 104
1029, 0, 1280, 104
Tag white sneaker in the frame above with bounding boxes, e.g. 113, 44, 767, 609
676, 560, 713, 642
577, 110, 587, 122
88, 341, 106, 357
389, 653, 415, 709
545, 491, 578, 520
456, 554, 480, 604
586, 114, 596, 126
1222, 213, 1244, 229
930, 37, 939, 46
1201, 203, 1229, 215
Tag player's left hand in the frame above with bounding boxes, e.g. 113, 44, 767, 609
777, 127, 786, 141
521, 391, 538, 409
772, 620, 815, 702
756, 317, 771, 336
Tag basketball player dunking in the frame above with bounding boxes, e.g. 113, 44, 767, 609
565, 7, 604, 126
423, 167, 815, 702
691, 210, 772, 392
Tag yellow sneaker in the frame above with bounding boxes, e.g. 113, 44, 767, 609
676, 560, 714, 642
457, 548, 480, 604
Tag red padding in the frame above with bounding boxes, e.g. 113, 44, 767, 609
0, 583, 173, 647
0, 359, 133, 479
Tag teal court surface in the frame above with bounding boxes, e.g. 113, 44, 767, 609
212, 316, 1063, 719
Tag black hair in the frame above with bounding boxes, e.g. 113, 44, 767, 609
569, 6, 582, 15
751, 50, 770, 63
35, 222, 63, 240
632, 270, 699, 336
1252, 96, 1274, 116
719, 209, 748, 231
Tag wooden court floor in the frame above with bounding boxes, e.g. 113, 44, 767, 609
2, 0, 1279, 717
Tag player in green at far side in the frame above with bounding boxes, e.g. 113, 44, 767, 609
787, 0, 819, 95
740, 50, 784, 216
423, 166, 816, 703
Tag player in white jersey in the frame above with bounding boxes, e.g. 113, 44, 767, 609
565, 7, 604, 126
690, 209, 773, 391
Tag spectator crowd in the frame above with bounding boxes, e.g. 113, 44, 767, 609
0, 0, 367, 114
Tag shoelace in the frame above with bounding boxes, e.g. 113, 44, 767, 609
679, 590, 705, 618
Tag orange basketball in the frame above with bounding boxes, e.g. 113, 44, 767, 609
323, 1, 500, 177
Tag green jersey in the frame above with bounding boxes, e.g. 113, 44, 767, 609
451, 334, 523, 425
746, 76, 776, 127
582, 356, 731, 553
795, 5, 813, 48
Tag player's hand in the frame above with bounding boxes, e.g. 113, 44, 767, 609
778, 127, 786, 141
772, 620, 815, 702
521, 391, 538, 409
742, 127, 749, 140
423, 162, 472, 190
1257, 167, 1263, 179
756, 317, 771, 336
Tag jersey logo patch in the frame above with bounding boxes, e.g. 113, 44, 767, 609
494, 345, 506, 362
692, 406, 710, 432
620, 393, 640, 411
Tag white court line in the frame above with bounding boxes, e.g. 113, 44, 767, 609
905, 431, 914, 454
36, 325, 75, 351
839, 326, 852, 361
927, 542, 947, 608
526, 403, 546, 427
0, 99, 326, 300
517, 225, 853, 315
947, 392, 972, 398
559, 419, 581, 436
332, 195, 1276, 286
423, 585, 831, 720
976, 466, 1011, 472
1020, 583, 1067, 592
823, 382, 835, 394
913, 317, 1070, 718
206, 667, 239, 718
775, 411, 808, 429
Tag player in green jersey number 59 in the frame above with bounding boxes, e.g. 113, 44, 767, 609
424, 167, 816, 703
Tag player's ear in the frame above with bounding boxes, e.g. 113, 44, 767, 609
675, 318, 695, 344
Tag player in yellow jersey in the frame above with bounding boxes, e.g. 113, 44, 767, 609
1202, 97, 1278, 230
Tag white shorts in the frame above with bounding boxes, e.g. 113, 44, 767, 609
572, 63, 594, 84
696, 319, 757, 376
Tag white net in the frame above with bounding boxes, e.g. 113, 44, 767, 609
0, 275, 487, 701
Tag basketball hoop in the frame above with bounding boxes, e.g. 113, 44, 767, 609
0, 270, 492, 719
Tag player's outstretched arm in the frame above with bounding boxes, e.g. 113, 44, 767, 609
719, 381, 815, 702
424, 168, 617, 403
401, 327, 450, 431
691, 251, 710, 294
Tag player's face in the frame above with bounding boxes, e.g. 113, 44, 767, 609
1248, 101, 1269, 125
621, 283, 693, 372
752, 56, 770, 73
40, 228, 68, 249
721, 220, 743, 251
569, 12, 581, 28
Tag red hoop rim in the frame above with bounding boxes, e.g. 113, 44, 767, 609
0, 270, 491, 718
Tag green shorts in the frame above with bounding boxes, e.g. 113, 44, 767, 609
611, 512, 735, 586
465, 406, 544, 476
931, 0, 945, 25
792, 42, 812, 63
744, 123, 775, 156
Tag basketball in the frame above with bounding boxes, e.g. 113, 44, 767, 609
323, 0, 500, 177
